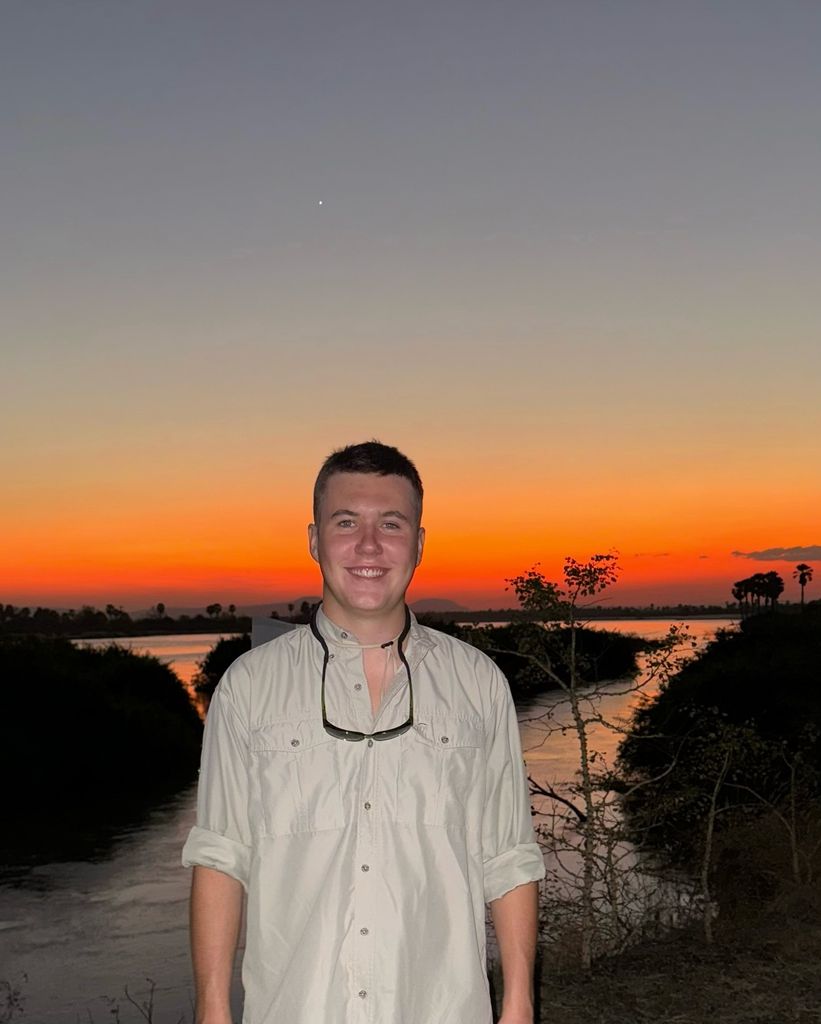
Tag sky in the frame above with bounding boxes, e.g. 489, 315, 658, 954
2, 0, 820, 611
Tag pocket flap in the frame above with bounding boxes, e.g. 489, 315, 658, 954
417, 717, 483, 749
250, 719, 331, 753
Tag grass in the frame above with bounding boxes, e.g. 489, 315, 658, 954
540, 897, 821, 1023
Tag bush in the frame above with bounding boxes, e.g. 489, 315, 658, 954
0, 636, 203, 814
469, 622, 644, 700
193, 633, 252, 700
618, 607, 821, 864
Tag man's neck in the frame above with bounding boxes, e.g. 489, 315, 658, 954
321, 603, 406, 646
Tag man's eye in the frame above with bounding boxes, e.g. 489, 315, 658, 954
382, 521, 401, 530
338, 519, 355, 528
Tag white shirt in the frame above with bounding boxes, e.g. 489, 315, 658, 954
182, 608, 544, 1024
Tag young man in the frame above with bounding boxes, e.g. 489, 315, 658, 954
183, 441, 545, 1024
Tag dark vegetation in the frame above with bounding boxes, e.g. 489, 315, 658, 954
464, 621, 644, 700
566, 602, 821, 1022
619, 605, 821, 866
193, 633, 252, 699
1, 636, 202, 861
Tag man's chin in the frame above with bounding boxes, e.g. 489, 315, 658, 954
331, 591, 403, 618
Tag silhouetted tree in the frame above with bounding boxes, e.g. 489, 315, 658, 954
732, 581, 748, 615
205, 603, 223, 618
156, 602, 166, 617
105, 604, 130, 623
794, 563, 814, 607
733, 572, 784, 615
762, 571, 785, 608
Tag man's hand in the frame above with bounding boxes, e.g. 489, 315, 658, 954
498, 1014, 533, 1024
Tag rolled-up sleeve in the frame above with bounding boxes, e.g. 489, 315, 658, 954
181, 680, 252, 889
481, 668, 545, 903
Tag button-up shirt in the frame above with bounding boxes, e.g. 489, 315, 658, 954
182, 609, 545, 1024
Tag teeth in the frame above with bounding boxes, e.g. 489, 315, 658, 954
350, 568, 385, 577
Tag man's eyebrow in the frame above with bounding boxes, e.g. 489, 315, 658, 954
329, 508, 410, 521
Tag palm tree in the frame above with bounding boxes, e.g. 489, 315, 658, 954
793, 563, 814, 607
762, 571, 784, 609
749, 573, 768, 611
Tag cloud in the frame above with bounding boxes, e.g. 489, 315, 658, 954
698, 555, 710, 560
731, 545, 821, 562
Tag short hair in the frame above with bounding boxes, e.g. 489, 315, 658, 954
313, 441, 424, 524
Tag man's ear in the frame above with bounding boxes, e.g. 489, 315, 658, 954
416, 526, 425, 566
308, 523, 319, 563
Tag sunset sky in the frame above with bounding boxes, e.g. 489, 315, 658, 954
3, 1, 820, 611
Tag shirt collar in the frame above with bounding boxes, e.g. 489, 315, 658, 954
314, 604, 436, 664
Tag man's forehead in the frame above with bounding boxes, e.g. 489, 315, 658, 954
320, 472, 418, 512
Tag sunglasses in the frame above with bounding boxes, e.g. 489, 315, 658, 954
309, 604, 413, 741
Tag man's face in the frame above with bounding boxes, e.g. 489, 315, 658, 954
308, 472, 424, 629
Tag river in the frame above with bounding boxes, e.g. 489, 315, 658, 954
0, 620, 736, 1022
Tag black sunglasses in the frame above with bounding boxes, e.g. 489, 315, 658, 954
309, 604, 414, 741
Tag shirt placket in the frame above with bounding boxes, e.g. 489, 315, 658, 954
351, 732, 379, 1021
331, 638, 416, 1021
333, 647, 377, 1019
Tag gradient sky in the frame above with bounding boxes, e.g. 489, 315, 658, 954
3, 0, 820, 611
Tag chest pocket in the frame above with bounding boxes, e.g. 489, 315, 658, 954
250, 720, 344, 837
399, 717, 484, 830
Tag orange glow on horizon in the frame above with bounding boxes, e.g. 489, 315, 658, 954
3, 449, 819, 611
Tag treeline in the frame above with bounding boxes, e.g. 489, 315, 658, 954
730, 563, 815, 614
425, 604, 739, 624
0, 602, 252, 637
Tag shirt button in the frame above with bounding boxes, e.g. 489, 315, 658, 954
329, 653, 335, 661
363, 801, 371, 810
361, 864, 370, 872
360, 927, 369, 935
290, 739, 300, 747
358, 989, 367, 998
367, 738, 374, 748
441, 736, 449, 744
341, 631, 349, 639
354, 683, 363, 691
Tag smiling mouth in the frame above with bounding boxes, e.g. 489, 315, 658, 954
347, 567, 388, 579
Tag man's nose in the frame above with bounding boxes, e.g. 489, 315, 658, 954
355, 525, 382, 553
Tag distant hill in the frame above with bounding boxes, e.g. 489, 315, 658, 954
410, 598, 468, 613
